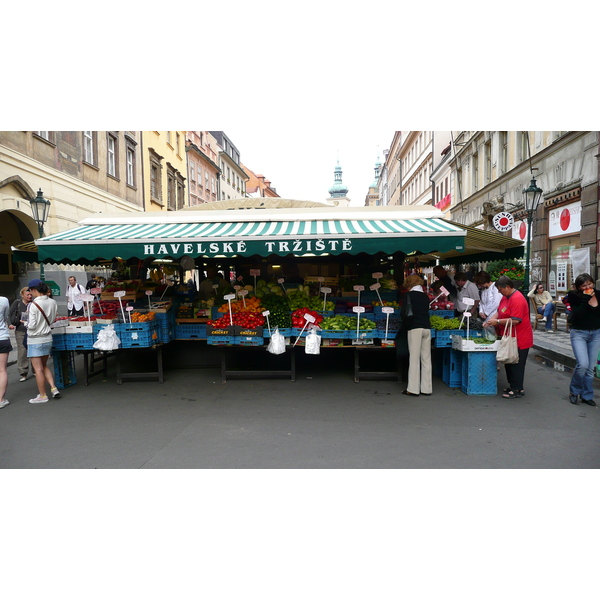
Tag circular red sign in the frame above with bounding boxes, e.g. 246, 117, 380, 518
519, 222, 526, 240
560, 208, 571, 231
499, 216, 509, 227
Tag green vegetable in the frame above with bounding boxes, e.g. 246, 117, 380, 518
430, 316, 461, 330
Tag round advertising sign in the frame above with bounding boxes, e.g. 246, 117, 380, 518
493, 212, 514, 232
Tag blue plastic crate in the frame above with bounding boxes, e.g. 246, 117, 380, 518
430, 329, 436, 339
433, 329, 465, 348
432, 348, 445, 377
320, 330, 347, 339
119, 323, 159, 348
174, 323, 206, 339
264, 328, 292, 338
461, 351, 498, 395
156, 324, 174, 343
349, 330, 377, 340
207, 335, 234, 345
429, 310, 455, 318
52, 350, 77, 389
51, 333, 67, 351
442, 348, 463, 388
65, 332, 95, 350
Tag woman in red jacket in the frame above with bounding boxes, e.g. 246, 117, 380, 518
486, 276, 533, 399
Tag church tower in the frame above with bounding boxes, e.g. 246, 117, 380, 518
328, 161, 349, 198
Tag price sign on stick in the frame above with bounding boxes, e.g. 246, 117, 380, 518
278, 278, 286, 294
114, 290, 127, 322
159, 281, 173, 302
382, 306, 394, 339
81, 294, 94, 324
234, 285, 241, 291
250, 269, 260, 290
321, 286, 332, 312
125, 305, 133, 324
212, 284, 219, 297
145, 289, 153, 309
353, 285, 364, 306
239, 288, 248, 308
370, 282, 383, 305
262, 310, 271, 333
372, 272, 383, 284
224, 293, 236, 326
353, 305, 365, 338
440, 286, 450, 297
318, 276, 324, 293
293, 312, 316, 347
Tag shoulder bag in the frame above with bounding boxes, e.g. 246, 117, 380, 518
31, 300, 52, 327
496, 319, 519, 364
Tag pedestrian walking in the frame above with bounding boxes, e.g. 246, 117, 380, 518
565, 273, 600, 406
8, 286, 33, 382
486, 276, 533, 398
400, 274, 432, 397
66, 276, 86, 317
25, 279, 60, 404
0, 294, 12, 409
527, 282, 556, 333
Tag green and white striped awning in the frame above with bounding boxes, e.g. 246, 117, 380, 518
35, 207, 468, 263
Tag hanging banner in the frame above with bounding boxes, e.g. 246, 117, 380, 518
548, 202, 581, 237
512, 220, 528, 241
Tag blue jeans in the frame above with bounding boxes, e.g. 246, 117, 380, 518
569, 329, 600, 401
537, 304, 555, 330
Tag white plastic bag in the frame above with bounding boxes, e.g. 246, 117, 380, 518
267, 327, 286, 355
93, 324, 121, 351
305, 328, 321, 355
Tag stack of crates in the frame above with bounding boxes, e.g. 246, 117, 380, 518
52, 350, 77, 389
65, 328, 95, 351
461, 351, 497, 395
442, 348, 463, 388
174, 323, 207, 340
154, 310, 176, 343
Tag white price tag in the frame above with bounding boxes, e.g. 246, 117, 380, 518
352, 306, 365, 313
145, 290, 153, 296
250, 269, 261, 276
463, 297, 475, 306
463, 311, 472, 318
440, 286, 450, 296
224, 293, 236, 300
353, 285, 365, 292
212, 284, 219, 290
91, 287, 102, 295
114, 290, 126, 298
234, 285, 242, 290
262, 310, 270, 316
321, 287, 332, 294
318, 277, 325, 282
381, 306, 395, 314
277, 278, 285, 284
82, 294, 95, 302
370, 283, 381, 291
126, 306, 133, 312
304, 313, 316, 323
239, 289, 248, 296
372, 272, 383, 279
237, 276, 244, 282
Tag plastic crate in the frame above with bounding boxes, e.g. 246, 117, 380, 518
234, 336, 264, 346
432, 348, 445, 377
264, 328, 292, 338
442, 348, 463, 388
51, 333, 67, 351
174, 323, 206, 339
52, 350, 77, 389
429, 309, 455, 318
207, 335, 234, 345
156, 324, 174, 344
433, 329, 465, 348
349, 330, 377, 340
374, 306, 400, 314
119, 323, 159, 348
65, 332, 95, 350
461, 351, 498, 395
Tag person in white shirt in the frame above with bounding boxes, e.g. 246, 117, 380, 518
66, 276, 86, 317
454, 272, 480, 314
474, 271, 502, 323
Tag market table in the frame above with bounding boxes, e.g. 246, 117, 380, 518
115, 344, 165, 384
81, 349, 115, 386
219, 345, 296, 383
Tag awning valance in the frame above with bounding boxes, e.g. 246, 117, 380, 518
34, 207, 469, 263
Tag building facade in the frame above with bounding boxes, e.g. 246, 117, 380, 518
364, 155, 382, 206
242, 164, 280, 198
186, 131, 220, 205
141, 131, 187, 212
430, 131, 453, 216
448, 131, 599, 292
209, 131, 248, 201
0, 131, 145, 296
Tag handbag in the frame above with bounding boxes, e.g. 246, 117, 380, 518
496, 319, 519, 364
402, 291, 414, 318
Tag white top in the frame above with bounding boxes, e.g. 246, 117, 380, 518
26, 295, 58, 345
479, 284, 502, 319
66, 282, 86, 311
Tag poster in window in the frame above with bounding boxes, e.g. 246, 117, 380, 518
548, 270, 556, 296
556, 261, 568, 292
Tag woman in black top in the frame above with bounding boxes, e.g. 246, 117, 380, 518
566, 273, 600, 406
401, 274, 432, 396
8, 286, 32, 381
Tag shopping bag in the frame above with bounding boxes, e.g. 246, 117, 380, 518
93, 324, 121, 351
267, 327, 286, 355
305, 328, 321, 355
496, 319, 519, 364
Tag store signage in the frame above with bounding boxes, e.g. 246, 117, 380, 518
141, 238, 355, 257
493, 212, 514, 232
512, 220, 528, 241
548, 201, 581, 237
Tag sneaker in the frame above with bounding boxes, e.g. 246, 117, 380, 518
29, 395, 49, 404
541, 317, 546, 322
0, 399, 9, 409
19, 375, 27, 382
50, 387, 61, 399
546, 329, 554, 333
581, 398, 597, 407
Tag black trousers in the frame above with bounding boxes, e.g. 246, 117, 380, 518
504, 347, 529, 391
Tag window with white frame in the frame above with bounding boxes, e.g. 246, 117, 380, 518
126, 147, 135, 186
205, 170, 209, 188
83, 131, 95, 165
500, 131, 508, 173
107, 134, 117, 177
211, 177, 215, 194
198, 165, 203, 186
190, 162, 195, 182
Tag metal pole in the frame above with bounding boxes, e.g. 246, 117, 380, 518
38, 225, 45, 281
523, 213, 532, 293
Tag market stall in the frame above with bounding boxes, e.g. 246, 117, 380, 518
29, 204, 523, 392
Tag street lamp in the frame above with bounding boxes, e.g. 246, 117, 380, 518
29, 188, 51, 281
522, 176, 543, 293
